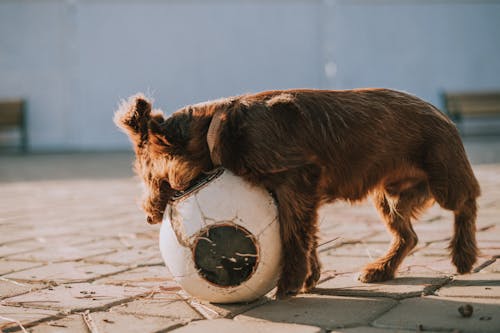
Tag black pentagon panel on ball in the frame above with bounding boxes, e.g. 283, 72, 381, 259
193, 224, 259, 287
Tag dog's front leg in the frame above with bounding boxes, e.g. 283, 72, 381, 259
271, 166, 321, 299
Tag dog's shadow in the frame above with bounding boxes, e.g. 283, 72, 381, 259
211, 276, 500, 331
314, 275, 451, 299
313, 275, 500, 298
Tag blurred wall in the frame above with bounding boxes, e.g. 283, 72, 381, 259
1, 0, 499, 151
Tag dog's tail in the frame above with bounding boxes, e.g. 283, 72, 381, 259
423, 120, 480, 274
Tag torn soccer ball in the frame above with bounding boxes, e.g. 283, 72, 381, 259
159, 168, 282, 303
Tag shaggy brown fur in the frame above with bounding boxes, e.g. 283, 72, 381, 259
114, 88, 480, 299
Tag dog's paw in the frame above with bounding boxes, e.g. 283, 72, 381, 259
452, 254, 475, 274
276, 276, 303, 300
275, 286, 300, 300
303, 263, 321, 292
359, 264, 394, 283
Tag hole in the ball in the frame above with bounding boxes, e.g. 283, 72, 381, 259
193, 224, 259, 287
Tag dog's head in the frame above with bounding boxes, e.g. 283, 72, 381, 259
114, 94, 213, 223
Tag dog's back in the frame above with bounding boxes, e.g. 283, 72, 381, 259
227, 89, 478, 200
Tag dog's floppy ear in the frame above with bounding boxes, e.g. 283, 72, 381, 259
114, 94, 153, 146
148, 113, 190, 154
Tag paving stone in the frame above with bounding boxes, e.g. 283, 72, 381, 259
420, 240, 499, 261
320, 251, 453, 280
0, 243, 41, 259
319, 255, 373, 277
412, 226, 454, 244
362, 217, 454, 245
416, 241, 450, 257
2, 154, 500, 332
419, 206, 447, 222
6, 243, 117, 263
323, 242, 388, 258
0, 225, 34, 245
477, 242, 500, 258
336, 327, 439, 333
396, 255, 456, 276
2, 282, 147, 312
317, 273, 450, 299
319, 205, 381, 235
2, 262, 130, 283
171, 318, 323, 333
319, 224, 380, 246
436, 273, 500, 298
1, 216, 138, 238
6, 236, 154, 263
27, 312, 182, 333
85, 246, 162, 266
0, 226, 85, 246
0, 260, 43, 275
236, 294, 397, 330
473, 258, 499, 274
0, 305, 59, 332
373, 296, 500, 333
77, 234, 156, 250
197, 297, 271, 319
319, 200, 378, 216
95, 265, 178, 289
0, 279, 45, 300
481, 258, 500, 273
109, 233, 158, 249
477, 224, 500, 242
360, 232, 392, 244
75, 229, 151, 241
480, 211, 500, 221
113, 293, 203, 322
7, 234, 101, 248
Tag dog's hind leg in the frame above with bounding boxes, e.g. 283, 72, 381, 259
424, 143, 480, 274
359, 180, 432, 283
448, 198, 478, 273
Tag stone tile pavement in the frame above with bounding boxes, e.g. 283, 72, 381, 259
0, 152, 499, 332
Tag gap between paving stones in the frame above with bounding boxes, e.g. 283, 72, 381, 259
0, 267, 207, 332
2, 285, 150, 312
317, 220, 492, 256
318, 231, 382, 254
2, 256, 497, 332
228, 270, 453, 331
1, 289, 158, 331
0, 310, 64, 333
2, 159, 499, 333
2, 245, 497, 332
304, 257, 497, 332
473, 257, 498, 273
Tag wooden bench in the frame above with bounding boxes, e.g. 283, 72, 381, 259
0, 99, 27, 152
443, 91, 500, 134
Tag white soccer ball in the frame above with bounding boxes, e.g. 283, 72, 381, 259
159, 168, 282, 303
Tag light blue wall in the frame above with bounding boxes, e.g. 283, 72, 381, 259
1, 0, 499, 150
324, 0, 500, 104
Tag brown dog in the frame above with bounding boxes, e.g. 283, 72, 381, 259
114, 88, 480, 298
